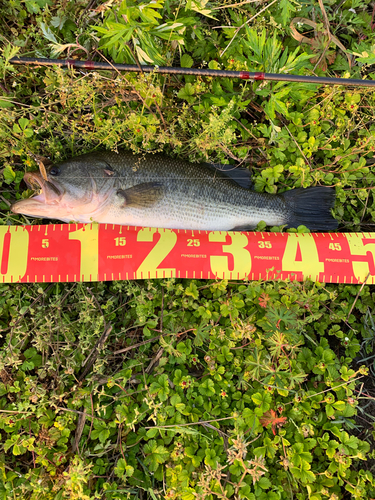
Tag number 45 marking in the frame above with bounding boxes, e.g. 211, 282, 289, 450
329, 243, 341, 251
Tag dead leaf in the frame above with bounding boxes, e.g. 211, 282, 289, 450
258, 293, 270, 308
259, 410, 287, 436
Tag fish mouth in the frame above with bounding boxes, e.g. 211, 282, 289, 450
23, 172, 63, 204
11, 172, 64, 215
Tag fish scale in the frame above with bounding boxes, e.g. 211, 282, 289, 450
11, 150, 338, 231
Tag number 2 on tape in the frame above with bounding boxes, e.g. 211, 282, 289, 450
136, 228, 177, 278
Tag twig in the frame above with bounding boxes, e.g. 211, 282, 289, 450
126, 39, 144, 74
220, 0, 278, 57
232, 116, 265, 156
0, 82, 9, 94
119, 424, 126, 460
113, 332, 167, 355
318, 0, 331, 35
283, 376, 364, 405
78, 325, 112, 381
145, 416, 235, 428
77, 0, 98, 25
88, 393, 94, 441
145, 347, 164, 374
55, 406, 105, 421
29, 421, 36, 468
72, 408, 87, 454
200, 422, 229, 450
346, 273, 371, 323
86, 285, 107, 329
160, 285, 164, 332
231, 341, 253, 349
0, 409, 29, 414
0, 195, 11, 207
279, 116, 311, 168
360, 184, 372, 223
213, 0, 264, 9
312, 39, 331, 74
113, 329, 195, 355
93, 48, 122, 77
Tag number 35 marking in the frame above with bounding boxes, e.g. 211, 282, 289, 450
258, 241, 272, 249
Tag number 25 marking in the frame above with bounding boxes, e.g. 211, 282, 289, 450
187, 238, 200, 247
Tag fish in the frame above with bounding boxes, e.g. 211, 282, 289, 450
11, 150, 338, 231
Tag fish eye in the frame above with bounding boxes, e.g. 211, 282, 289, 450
50, 167, 60, 176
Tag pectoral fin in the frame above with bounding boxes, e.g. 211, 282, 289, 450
117, 182, 163, 208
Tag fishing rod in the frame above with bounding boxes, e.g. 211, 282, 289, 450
10, 56, 375, 88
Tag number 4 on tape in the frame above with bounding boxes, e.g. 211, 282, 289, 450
0, 225, 374, 284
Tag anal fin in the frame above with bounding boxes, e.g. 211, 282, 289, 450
231, 224, 257, 232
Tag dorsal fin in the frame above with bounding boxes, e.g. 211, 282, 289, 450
205, 163, 253, 189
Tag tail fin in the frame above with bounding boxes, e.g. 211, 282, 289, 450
282, 187, 338, 231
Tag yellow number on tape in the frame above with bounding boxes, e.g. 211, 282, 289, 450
187, 238, 200, 247
209, 232, 251, 279
136, 228, 177, 278
282, 235, 323, 280
258, 241, 272, 249
69, 225, 99, 281
329, 243, 341, 251
0, 227, 29, 281
346, 235, 375, 280
115, 237, 126, 247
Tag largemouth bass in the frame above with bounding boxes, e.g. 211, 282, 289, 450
11, 151, 338, 231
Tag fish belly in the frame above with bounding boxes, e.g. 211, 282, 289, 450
99, 197, 287, 230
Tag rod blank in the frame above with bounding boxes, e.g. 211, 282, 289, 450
9, 56, 375, 88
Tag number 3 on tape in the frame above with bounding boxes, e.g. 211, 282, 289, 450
0, 224, 374, 284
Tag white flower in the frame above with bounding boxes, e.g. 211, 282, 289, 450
349, 8, 356, 13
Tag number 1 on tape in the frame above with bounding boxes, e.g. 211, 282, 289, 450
0, 224, 374, 284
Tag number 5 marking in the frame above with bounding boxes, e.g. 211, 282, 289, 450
346, 235, 375, 280
209, 232, 251, 279
136, 228, 177, 278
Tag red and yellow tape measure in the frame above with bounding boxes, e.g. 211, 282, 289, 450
1, 224, 374, 284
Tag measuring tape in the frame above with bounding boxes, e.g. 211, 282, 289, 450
1, 224, 374, 284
